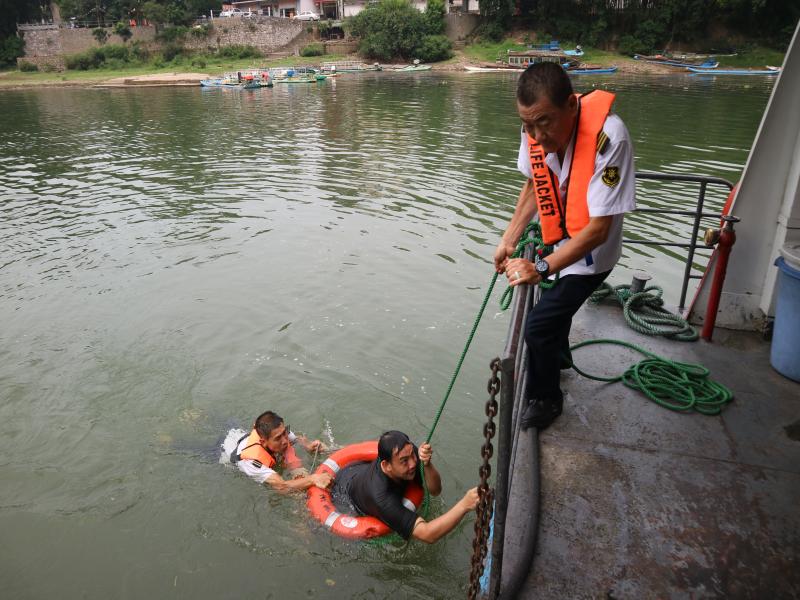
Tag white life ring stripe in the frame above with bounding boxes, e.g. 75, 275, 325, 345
324, 511, 341, 529
402, 498, 417, 511
322, 458, 340, 473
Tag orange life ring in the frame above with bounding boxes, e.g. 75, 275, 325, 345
306, 440, 424, 539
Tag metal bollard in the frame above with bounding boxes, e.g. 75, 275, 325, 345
630, 271, 652, 294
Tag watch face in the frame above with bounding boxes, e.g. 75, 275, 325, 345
536, 261, 548, 274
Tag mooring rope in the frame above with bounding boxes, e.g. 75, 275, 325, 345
589, 282, 699, 341
567, 338, 733, 414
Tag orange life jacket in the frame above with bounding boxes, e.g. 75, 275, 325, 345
233, 428, 302, 471
527, 90, 615, 245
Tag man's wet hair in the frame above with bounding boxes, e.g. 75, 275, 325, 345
378, 430, 412, 462
255, 411, 284, 438
517, 62, 574, 109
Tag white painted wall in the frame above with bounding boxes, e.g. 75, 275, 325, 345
299, 0, 317, 13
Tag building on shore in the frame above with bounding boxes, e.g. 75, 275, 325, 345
222, 0, 477, 20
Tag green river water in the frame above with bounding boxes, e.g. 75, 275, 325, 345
0, 71, 773, 599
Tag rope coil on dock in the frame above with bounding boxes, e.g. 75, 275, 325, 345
589, 282, 699, 341
568, 339, 733, 415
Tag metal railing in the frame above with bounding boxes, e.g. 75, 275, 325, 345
628, 172, 735, 310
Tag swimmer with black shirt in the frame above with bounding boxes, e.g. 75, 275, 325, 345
334, 431, 478, 543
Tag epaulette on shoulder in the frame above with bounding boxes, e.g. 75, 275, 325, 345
596, 131, 610, 155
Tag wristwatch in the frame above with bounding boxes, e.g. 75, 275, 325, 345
535, 258, 550, 279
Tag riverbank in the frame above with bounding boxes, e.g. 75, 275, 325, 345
0, 44, 784, 89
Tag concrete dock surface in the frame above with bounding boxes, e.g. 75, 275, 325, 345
518, 301, 799, 599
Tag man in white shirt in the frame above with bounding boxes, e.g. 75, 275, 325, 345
229, 411, 332, 492
494, 63, 636, 430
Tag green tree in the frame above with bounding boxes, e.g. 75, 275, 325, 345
349, 0, 452, 61
0, 34, 24, 66
479, 0, 513, 28
423, 0, 446, 36
141, 0, 168, 30
0, 0, 44, 66
349, 0, 426, 60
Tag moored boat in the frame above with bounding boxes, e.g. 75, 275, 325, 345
687, 66, 780, 75
507, 49, 572, 68
635, 54, 719, 69
464, 65, 520, 72
320, 61, 382, 73
566, 65, 618, 74
395, 64, 432, 72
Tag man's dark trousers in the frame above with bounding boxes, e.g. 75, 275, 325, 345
524, 270, 611, 402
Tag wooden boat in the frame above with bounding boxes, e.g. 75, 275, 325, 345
687, 66, 780, 75
464, 64, 527, 72
275, 76, 317, 84
320, 61, 382, 73
566, 65, 618, 75
634, 54, 719, 69
199, 78, 260, 89
395, 64, 432, 72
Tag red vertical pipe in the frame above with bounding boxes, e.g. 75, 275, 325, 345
702, 220, 738, 341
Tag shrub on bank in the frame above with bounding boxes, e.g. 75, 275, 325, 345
19, 60, 38, 72
65, 44, 133, 70
216, 45, 262, 59
417, 35, 452, 62
157, 26, 190, 43
64, 41, 264, 71
92, 28, 109, 45
300, 43, 324, 57
474, 21, 506, 43
114, 22, 133, 43
161, 43, 184, 62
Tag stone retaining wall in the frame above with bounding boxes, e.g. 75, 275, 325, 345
182, 18, 305, 54
18, 18, 308, 70
444, 13, 481, 41
18, 14, 476, 71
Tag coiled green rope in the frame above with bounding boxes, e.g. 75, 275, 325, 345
568, 338, 733, 415
589, 282, 699, 341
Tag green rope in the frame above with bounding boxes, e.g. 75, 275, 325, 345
589, 282, 699, 341
499, 222, 557, 310
416, 222, 555, 521
424, 222, 553, 447
568, 339, 733, 415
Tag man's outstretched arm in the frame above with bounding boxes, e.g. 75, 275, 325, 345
265, 471, 331, 494
411, 487, 479, 544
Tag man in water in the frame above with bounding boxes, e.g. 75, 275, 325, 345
230, 410, 332, 492
335, 430, 479, 543
494, 62, 636, 430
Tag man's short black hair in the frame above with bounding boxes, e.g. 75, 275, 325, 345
255, 411, 284, 438
517, 62, 574, 108
378, 430, 412, 462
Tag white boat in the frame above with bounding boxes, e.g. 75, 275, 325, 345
464, 65, 522, 73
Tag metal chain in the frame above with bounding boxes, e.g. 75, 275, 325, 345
468, 358, 501, 600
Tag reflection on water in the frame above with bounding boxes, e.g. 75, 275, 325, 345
0, 72, 771, 598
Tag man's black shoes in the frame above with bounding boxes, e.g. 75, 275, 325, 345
521, 394, 563, 431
